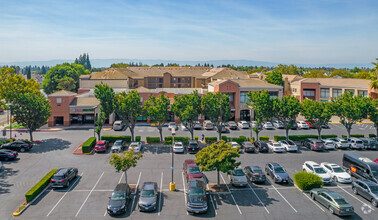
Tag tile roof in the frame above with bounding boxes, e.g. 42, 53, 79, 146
282, 74, 302, 83
48, 90, 77, 96
300, 78, 371, 88
209, 79, 282, 88
70, 97, 100, 106
89, 68, 133, 79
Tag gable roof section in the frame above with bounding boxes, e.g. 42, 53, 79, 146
48, 90, 77, 96
231, 79, 282, 88
90, 68, 134, 79
70, 97, 100, 107
300, 78, 370, 88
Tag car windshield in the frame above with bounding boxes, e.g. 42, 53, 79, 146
334, 198, 348, 205
274, 167, 285, 173
273, 143, 281, 147
169, 123, 175, 126
372, 170, 378, 180
232, 169, 245, 176
130, 144, 138, 148
97, 144, 104, 146
189, 143, 198, 147
189, 188, 205, 196
315, 142, 323, 145
370, 186, 378, 194
333, 167, 344, 173
314, 168, 326, 174
188, 167, 201, 174
340, 140, 347, 143
141, 190, 155, 197
356, 141, 363, 144
52, 175, 64, 180
111, 192, 125, 200
253, 169, 263, 174
174, 144, 183, 147
114, 142, 122, 146
288, 141, 295, 145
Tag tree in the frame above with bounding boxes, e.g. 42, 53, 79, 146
274, 64, 301, 75
42, 63, 88, 94
75, 53, 91, 70
370, 58, 378, 90
109, 149, 143, 184
172, 91, 202, 140
202, 92, 231, 140
333, 92, 370, 138
41, 66, 47, 75
95, 111, 105, 140
114, 90, 142, 141
247, 90, 275, 140
367, 98, 378, 137
111, 63, 130, 68
300, 99, 334, 140
195, 140, 240, 185
273, 96, 301, 139
265, 71, 283, 86
26, 66, 31, 80
330, 69, 354, 78
94, 82, 115, 120
143, 93, 170, 142
11, 93, 51, 141
302, 69, 329, 78
56, 77, 76, 91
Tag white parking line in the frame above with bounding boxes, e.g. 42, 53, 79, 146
247, 183, 270, 214
75, 172, 104, 217
220, 173, 242, 215
182, 172, 189, 215
270, 183, 298, 212
131, 172, 142, 213
294, 184, 325, 212
47, 172, 83, 217
118, 172, 125, 184
158, 172, 163, 216
337, 185, 375, 211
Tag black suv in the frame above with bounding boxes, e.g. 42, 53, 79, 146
1, 140, 33, 152
0, 149, 18, 161
301, 138, 325, 151
107, 183, 131, 215
187, 140, 200, 154
186, 178, 208, 214
51, 168, 78, 188
253, 141, 269, 152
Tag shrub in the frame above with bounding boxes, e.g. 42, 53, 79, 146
221, 136, 228, 141
320, 134, 337, 139
342, 134, 364, 138
369, 134, 376, 138
82, 137, 96, 153
101, 135, 131, 143
146, 137, 160, 143
205, 137, 217, 144
288, 135, 318, 141
164, 136, 173, 145
293, 171, 323, 191
174, 137, 190, 144
274, 136, 286, 141
194, 136, 198, 141
135, 136, 141, 142
259, 136, 269, 141
25, 169, 58, 203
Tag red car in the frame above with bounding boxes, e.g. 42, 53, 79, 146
95, 140, 109, 153
183, 159, 203, 181
304, 121, 315, 129
374, 158, 378, 164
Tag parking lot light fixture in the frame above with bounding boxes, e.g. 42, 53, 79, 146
170, 128, 176, 191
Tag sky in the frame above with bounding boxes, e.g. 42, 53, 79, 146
0, 0, 377, 65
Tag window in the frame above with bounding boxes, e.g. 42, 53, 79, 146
320, 89, 329, 98
292, 88, 297, 92
332, 89, 342, 98
240, 92, 247, 103
358, 90, 368, 97
57, 98, 62, 104
303, 90, 315, 97
269, 92, 278, 98
225, 93, 234, 102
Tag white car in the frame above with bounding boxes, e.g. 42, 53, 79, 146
279, 140, 298, 152
113, 120, 125, 131
111, 140, 124, 153
193, 121, 202, 130
168, 122, 178, 131
203, 120, 214, 130
297, 121, 309, 129
328, 138, 350, 149
250, 121, 258, 128
180, 123, 189, 131
173, 142, 184, 153
228, 142, 241, 151
263, 122, 274, 130
267, 142, 284, 153
237, 121, 250, 129
322, 139, 336, 150
302, 161, 332, 184
129, 142, 143, 153
349, 138, 364, 150
320, 162, 352, 183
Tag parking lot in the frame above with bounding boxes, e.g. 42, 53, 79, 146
1, 124, 377, 220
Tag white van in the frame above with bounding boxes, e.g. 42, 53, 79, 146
113, 120, 125, 131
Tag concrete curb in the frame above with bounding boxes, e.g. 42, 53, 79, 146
73, 142, 85, 155
12, 185, 51, 216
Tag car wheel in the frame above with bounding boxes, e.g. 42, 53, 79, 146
4, 157, 9, 161
311, 193, 315, 200
303, 169, 306, 172
372, 199, 378, 207
346, 169, 351, 175
333, 176, 338, 183
20, 148, 25, 152
328, 206, 334, 214
66, 181, 70, 188
352, 187, 358, 195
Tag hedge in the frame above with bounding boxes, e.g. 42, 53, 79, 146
82, 137, 96, 153
164, 136, 173, 145
25, 169, 59, 203
146, 137, 161, 143
293, 171, 323, 191
221, 136, 228, 141
369, 134, 377, 138
259, 136, 269, 141
205, 137, 217, 143
274, 135, 286, 141
135, 136, 141, 142
164, 136, 191, 145
320, 134, 337, 139
101, 135, 131, 143
342, 134, 364, 138
194, 136, 198, 141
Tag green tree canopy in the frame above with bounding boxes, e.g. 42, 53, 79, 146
56, 77, 76, 91
172, 90, 202, 140
367, 98, 378, 137
274, 64, 302, 75
94, 82, 115, 119
195, 140, 240, 185
329, 69, 354, 78
110, 63, 130, 68
370, 58, 378, 90
74, 53, 91, 70
273, 96, 301, 139
109, 149, 143, 184
265, 71, 283, 86
302, 69, 329, 78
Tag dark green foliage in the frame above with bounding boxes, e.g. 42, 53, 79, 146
25, 169, 58, 203
135, 136, 141, 142
101, 135, 132, 143
74, 53, 91, 70
205, 137, 217, 144
82, 137, 96, 153
194, 136, 198, 140
294, 171, 323, 191
274, 135, 286, 141
164, 136, 173, 145
342, 134, 364, 138
146, 137, 161, 143
221, 136, 228, 141
228, 136, 247, 144
320, 135, 338, 139
265, 70, 283, 85
369, 134, 376, 137
165, 136, 192, 145
259, 136, 269, 141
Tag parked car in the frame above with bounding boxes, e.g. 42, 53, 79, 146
250, 121, 258, 128
111, 140, 124, 153
244, 166, 266, 183
267, 142, 284, 153
265, 162, 290, 183
349, 138, 364, 150
220, 123, 228, 133
168, 122, 178, 131
279, 140, 298, 152
242, 141, 255, 153
302, 161, 333, 184
50, 168, 78, 188
297, 121, 310, 129
253, 141, 269, 152
290, 120, 298, 130
301, 138, 325, 151
237, 121, 250, 129
112, 120, 125, 131
328, 138, 350, 149
0, 149, 18, 161
1, 140, 33, 152
228, 142, 241, 151
138, 182, 158, 212
193, 121, 202, 130
226, 121, 238, 130
322, 123, 330, 129
129, 142, 143, 153
94, 140, 109, 153
360, 138, 377, 150
186, 178, 208, 214
0, 161, 2, 170
263, 122, 274, 130
321, 139, 336, 150
107, 183, 131, 215
183, 159, 203, 181
310, 188, 354, 216
180, 123, 189, 131
304, 121, 315, 129
187, 139, 200, 154
320, 162, 352, 183
375, 158, 378, 164
342, 152, 378, 183
228, 168, 248, 187
272, 120, 284, 129
203, 120, 214, 130
173, 142, 184, 153
352, 179, 378, 207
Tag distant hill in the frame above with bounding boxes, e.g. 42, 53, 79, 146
0, 59, 373, 69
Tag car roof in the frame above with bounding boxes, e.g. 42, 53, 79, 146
229, 142, 238, 144
174, 142, 183, 145
130, 142, 140, 144
248, 165, 262, 170
185, 159, 195, 164
97, 140, 106, 144
0, 149, 13, 153
114, 140, 123, 143
269, 162, 281, 167
305, 161, 320, 166
326, 191, 343, 199
55, 168, 69, 175
243, 141, 253, 144
355, 179, 378, 186
142, 182, 156, 190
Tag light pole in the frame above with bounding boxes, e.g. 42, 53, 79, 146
170, 128, 176, 191
8, 104, 13, 140
93, 107, 96, 138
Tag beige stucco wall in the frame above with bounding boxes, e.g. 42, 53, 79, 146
80, 79, 129, 89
